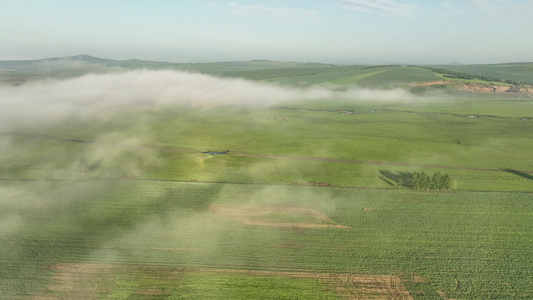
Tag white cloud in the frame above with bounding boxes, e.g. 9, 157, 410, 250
467, 0, 533, 23
437, 1, 469, 15
0, 70, 415, 131
468, 0, 511, 11
224, 2, 319, 20
337, 0, 420, 16
204, 2, 219, 8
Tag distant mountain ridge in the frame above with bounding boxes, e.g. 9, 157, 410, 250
0, 55, 172, 71
1, 54, 532, 70
44, 54, 116, 64
0, 55, 332, 73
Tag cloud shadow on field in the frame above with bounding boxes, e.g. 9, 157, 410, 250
0, 180, 223, 297
500, 168, 533, 181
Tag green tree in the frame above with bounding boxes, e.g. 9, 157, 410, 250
397, 177, 404, 189
78, 156, 89, 176
412, 172, 430, 190
411, 171, 451, 191
420, 172, 431, 190
432, 172, 445, 190
442, 174, 452, 190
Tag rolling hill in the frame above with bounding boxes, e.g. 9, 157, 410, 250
1, 55, 532, 95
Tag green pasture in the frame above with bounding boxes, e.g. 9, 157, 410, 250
435, 63, 533, 85
2, 97, 532, 191
212, 65, 444, 89
357, 67, 442, 88
2, 55, 533, 94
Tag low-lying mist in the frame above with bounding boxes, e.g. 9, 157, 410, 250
0, 70, 453, 298
0, 69, 416, 131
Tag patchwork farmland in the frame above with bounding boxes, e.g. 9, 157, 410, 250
1, 58, 533, 299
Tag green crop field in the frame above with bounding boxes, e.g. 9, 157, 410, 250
434, 63, 533, 85
2, 180, 533, 299
1, 60, 533, 299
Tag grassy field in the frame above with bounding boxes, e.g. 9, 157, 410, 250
5, 56, 533, 90
3, 98, 531, 191
1, 60, 533, 299
434, 63, 533, 85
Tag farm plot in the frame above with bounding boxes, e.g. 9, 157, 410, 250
2, 86, 533, 300
38, 264, 412, 299
2, 179, 533, 299
2, 96, 532, 192
209, 204, 348, 228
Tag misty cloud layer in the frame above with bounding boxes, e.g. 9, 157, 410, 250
0, 70, 413, 131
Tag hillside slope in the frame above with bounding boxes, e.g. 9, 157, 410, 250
1, 56, 532, 95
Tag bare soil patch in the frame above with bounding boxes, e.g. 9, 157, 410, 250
202, 269, 413, 299
412, 275, 430, 284
36, 264, 184, 299
410, 80, 452, 86
209, 204, 348, 228
437, 290, 457, 300
38, 264, 413, 300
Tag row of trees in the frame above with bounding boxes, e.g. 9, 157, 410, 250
410, 171, 451, 191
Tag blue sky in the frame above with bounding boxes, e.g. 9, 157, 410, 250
1, 0, 532, 64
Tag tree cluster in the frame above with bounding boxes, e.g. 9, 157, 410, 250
411, 172, 451, 191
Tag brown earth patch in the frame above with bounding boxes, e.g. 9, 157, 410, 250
412, 275, 430, 284
322, 272, 414, 300
209, 204, 348, 228
410, 80, 453, 86
458, 84, 533, 94
459, 84, 511, 93
411, 81, 533, 94
36, 264, 184, 299
202, 269, 413, 300
437, 290, 457, 300
38, 264, 413, 300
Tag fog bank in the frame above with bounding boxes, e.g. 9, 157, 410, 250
0, 70, 414, 130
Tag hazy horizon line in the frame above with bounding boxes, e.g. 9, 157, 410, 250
0, 54, 531, 66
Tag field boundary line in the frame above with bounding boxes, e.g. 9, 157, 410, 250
4, 131, 533, 174
1, 177, 533, 193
